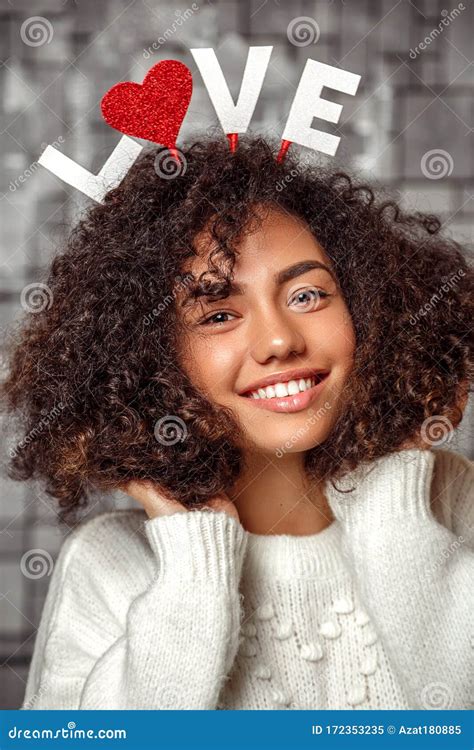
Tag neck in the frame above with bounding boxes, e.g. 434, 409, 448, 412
227, 451, 334, 536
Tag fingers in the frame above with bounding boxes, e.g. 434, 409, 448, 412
205, 494, 240, 521
119, 480, 187, 518
118, 481, 240, 522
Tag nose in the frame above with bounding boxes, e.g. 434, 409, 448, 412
248, 307, 306, 363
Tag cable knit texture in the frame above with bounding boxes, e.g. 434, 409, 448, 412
21, 447, 474, 710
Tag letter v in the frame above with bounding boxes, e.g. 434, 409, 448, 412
190, 46, 272, 134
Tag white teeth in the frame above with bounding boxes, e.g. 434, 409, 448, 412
247, 376, 319, 400
275, 382, 289, 397
287, 380, 300, 395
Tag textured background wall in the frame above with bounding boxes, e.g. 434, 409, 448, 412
0, 0, 472, 709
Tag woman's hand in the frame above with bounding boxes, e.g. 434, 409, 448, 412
118, 479, 240, 522
398, 380, 469, 451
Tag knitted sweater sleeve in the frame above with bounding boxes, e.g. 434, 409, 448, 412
21, 510, 248, 710
324, 447, 474, 710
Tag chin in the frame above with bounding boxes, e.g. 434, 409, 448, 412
245, 427, 330, 457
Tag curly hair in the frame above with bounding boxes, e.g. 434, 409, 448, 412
1, 133, 473, 525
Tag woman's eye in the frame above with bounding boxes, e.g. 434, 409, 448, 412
289, 287, 330, 310
199, 311, 236, 326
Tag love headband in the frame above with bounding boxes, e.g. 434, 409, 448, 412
39, 47, 361, 203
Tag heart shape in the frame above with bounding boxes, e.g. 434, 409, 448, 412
101, 60, 192, 149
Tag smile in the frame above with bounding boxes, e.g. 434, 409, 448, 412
239, 373, 329, 413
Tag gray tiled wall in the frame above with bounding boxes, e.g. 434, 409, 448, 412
0, 0, 473, 709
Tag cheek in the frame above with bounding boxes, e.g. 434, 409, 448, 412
331, 313, 357, 390
179, 337, 237, 395
309, 303, 356, 362
335, 315, 357, 364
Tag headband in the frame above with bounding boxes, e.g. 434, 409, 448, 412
38, 46, 361, 202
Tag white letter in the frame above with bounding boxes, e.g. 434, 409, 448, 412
190, 46, 272, 133
282, 60, 361, 156
38, 135, 143, 203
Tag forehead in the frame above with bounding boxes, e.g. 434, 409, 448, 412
181, 205, 331, 281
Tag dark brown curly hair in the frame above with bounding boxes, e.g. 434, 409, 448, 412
1, 134, 473, 525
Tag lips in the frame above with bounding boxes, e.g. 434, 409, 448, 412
238, 368, 329, 397
239, 372, 330, 414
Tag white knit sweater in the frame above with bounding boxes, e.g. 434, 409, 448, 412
21, 447, 474, 710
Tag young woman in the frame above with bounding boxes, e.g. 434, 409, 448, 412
2, 135, 473, 710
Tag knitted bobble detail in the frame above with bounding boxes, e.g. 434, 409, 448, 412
254, 664, 272, 680
347, 677, 367, 706
300, 642, 324, 661
332, 595, 355, 614
273, 621, 293, 640
354, 608, 371, 626
241, 621, 257, 637
320, 618, 342, 639
255, 602, 275, 620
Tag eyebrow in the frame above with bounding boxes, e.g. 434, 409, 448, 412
189, 260, 336, 302
277, 260, 335, 286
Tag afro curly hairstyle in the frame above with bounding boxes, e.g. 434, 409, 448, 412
1, 134, 473, 525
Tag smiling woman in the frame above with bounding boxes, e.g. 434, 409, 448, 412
1, 134, 473, 711
2, 134, 471, 521
175, 205, 357, 534
178, 209, 354, 420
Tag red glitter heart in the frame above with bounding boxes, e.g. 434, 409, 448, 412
100, 60, 193, 149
